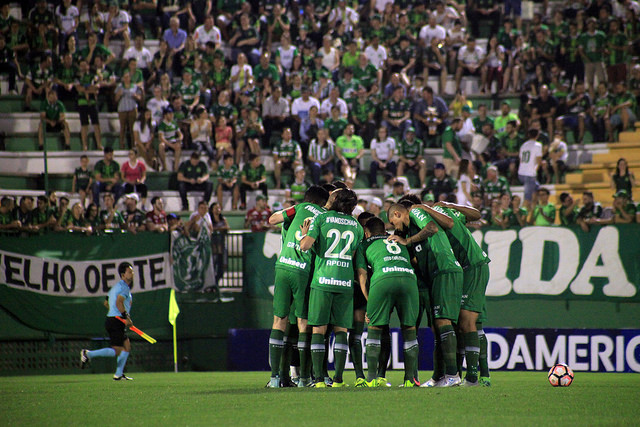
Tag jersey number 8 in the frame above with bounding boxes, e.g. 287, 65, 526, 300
384, 240, 401, 254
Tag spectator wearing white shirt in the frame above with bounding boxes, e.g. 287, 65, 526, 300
419, 14, 447, 46
328, 0, 359, 32
455, 37, 486, 94
319, 87, 349, 119
432, 0, 462, 29
193, 15, 221, 52
319, 35, 341, 80
103, 2, 131, 49
364, 35, 387, 70
123, 34, 153, 80
518, 128, 544, 210
55, 0, 79, 51
229, 52, 253, 93
147, 85, 169, 124
457, 105, 476, 144
369, 127, 397, 188
291, 86, 321, 123
187, 201, 214, 236
275, 35, 298, 72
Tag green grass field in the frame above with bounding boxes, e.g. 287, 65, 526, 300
2, 371, 639, 426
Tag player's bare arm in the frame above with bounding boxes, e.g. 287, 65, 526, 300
436, 201, 482, 221
388, 221, 438, 245
299, 218, 315, 251
357, 268, 369, 300
412, 203, 454, 229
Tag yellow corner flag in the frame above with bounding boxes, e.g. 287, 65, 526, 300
169, 289, 180, 326
169, 289, 180, 373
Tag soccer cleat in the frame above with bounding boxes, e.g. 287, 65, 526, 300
280, 377, 297, 388
441, 374, 462, 387
377, 377, 391, 387
420, 377, 443, 388
323, 376, 333, 387
309, 380, 328, 388
461, 379, 480, 387
80, 349, 89, 369
297, 377, 312, 388
365, 378, 381, 388
354, 378, 367, 388
403, 379, 419, 388
113, 374, 133, 381
479, 376, 492, 387
331, 380, 349, 388
266, 376, 280, 388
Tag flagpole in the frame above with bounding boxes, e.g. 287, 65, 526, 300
173, 322, 178, 373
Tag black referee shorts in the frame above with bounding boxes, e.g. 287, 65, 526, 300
105, 316, 128, 347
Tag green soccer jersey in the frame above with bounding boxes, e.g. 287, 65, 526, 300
409, 208, 462, 277
608, 33, 628, 65
483, 177, 511, 200
175, 81, 200, 105
502, 207, 528, 227
579, 30, 607, 62
559, 205, 580, 226
472, 116, 494, 132
94, 160, 120, 179
442, 126, 462, 160
336, 135, 364, 159
274, 139, 301, 161
277, 202, 326, 274
241, 163, 266, 182
210, 67, 230, 88
494, 113, 520, 137
74, 167, 92, 190
359, 234, 416, 286
307, 211, 364, 294
253, 63, 280, 84
532, 203, 556, 226
349, 98, 374, 123
158, 119, 180, 142
31, 208, 51, 226
40, 100, 65, 121
77, 72, 99, 106
324, 117, 349, 141
384, 98, 410, 121
353, 64, 378, 89
216, 164, 239, 180
337, 78, 360, 99
288, 180, 309, 202
400, 137, 423, 160
435, 206, 490, 269
99, 209, 125, 226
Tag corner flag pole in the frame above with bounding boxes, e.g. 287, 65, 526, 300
168, 289, 180, 373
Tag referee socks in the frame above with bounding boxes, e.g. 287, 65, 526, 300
87, 348, 116, 358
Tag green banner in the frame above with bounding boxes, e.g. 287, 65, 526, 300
0, 233, 172, 335
243, 225, 640, 302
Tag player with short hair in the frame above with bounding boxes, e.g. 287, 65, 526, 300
300, 188, 363, 387
388, 202, 464, 387
80, 263, 135, 380
357, 217, 420, 388
266, 186, 330, 388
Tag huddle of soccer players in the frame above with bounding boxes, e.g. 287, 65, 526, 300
267, 183, 490, 388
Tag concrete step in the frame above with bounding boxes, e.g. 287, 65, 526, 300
618, 131, 640, 144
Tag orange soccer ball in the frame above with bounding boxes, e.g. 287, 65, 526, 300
548, 363, 574, 387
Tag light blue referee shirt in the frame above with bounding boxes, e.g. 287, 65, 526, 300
107, 280, 132, 317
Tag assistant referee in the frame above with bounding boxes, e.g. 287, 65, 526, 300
80, 263, 135, 381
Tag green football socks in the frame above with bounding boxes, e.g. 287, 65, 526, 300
432, 335, 444, 380
402, 329, 419, 382
456, 332, 465, 378
298, 332, 311, 380
477, 324, 490, 378
366, 328, 382, 382
378, 326, 391, 378
438, 324, 458, 376
333, 331, 348, 383
311, 333, 325, 381
269, 329, 284, 377
349, 321, 365, 379
464, 331, 480, 382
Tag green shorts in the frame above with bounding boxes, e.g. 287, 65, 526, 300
308, 288, 353, 329
431, 271, 463, 322
461, 264, 489, 313
477, 303, 488, 324
416, 288, 432, 328
353, 280, 367, 311
272, 267, 310, 320
367, 275, 419, 327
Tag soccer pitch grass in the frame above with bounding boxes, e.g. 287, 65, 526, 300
2, 371, 639, 426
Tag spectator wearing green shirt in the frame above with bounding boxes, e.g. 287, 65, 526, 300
38, 90, 70, 150
606, 19, 628, 85
177, 151, 213, 212
608, 81, 637, 137
26, 55, 53, 112
158, 106, 184, 171
397, 127, 427, 188
493, 100, 520, 137
72, 154, 93, 208
441, 117, 464, 177
92, 146, 123, 207
216, 154, 240, 210
528, 188, 556, 226
240, 153, 268, 210
603, 190, 636, 224
53, 52, 77, 102
228, 13, 260, 66
97, 193, 125, 233
273, 128, 303, 189
335, 124, 364, 186
382, 86, 411, 139
578, 17, 607, 95
76, 58, 103, 151
558, 193, 580, 226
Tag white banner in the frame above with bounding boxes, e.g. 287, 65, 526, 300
0, 250, 174, 297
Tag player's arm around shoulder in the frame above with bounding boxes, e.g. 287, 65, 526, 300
412, 203, 454, 229
269, 205, 296, 225
299, 212, 322, 251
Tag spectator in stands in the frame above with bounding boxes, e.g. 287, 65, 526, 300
608, 81, 637, 139
397, 127, 427, 188
335, 123, 364, 187
558, 192, 580, 226
147, 85, 169, 124
382, 85, 411, 139
349, 86, 376, 145
130, 0, 160, 40
308, 128, 336, 185
467, 0, 500, 38
419, 12, 447, 46
262, 85, 289, 143
133, 108, 157, 169
209, 201, 229, 288
98, 193, 125, 232
320, 86, 349, 120
518, 128, 543, 211
482, 35, 505, 94
497, 193, 527, 228
123, 34, 153, 81
496, 120, 522, 184
299, 104, 324, 147
38, 89, 71, 150
93, 146, 123, 207
103, 2, 131, 50
75, 58, 103, 151
51, 193, 69, 227
163, 16, 186, 69
185, 200, 213, 237
422, 162, 456, 202
528, 187, 555, 225
121, 148, 148, 207
611, 158, 636, 200
0, 33, 19, 95
0, 196, 20, 235
530, 85, 558, 139
542, 131, 568, 184
273, 127, 303, 189
28, 0, 57, 48
72, 154, 93, 208
369, 126, 397, 188
244, 194, 273, 232
324, 105, 348, 143
146, 196, 168, 233
228, 13, 260, 66
558, 81, 591, 144
594, 190, 636, 225
53, 52, 77, 102
115, 70, 142, 149
240, 153, 268, 210
85, 202, 100, 231
483, 165, 510, 204
177, 151, 213, 212
31, 195, 56, 234
12, 196, 34, 234
150, 41, 173, 85
422, 37, 447, 96
214, 115, 234, 163
62, 202, 92, 235
216, 154, 240, 211
158, 106, 183, 171
592, 81, 611, 143
194, 15, 221, 52
455, 159, 476, 206
412, 85, 447, 142
55, 0, 79, 54
80, 32, 115, 68
455, 37, 486, 94
576, 191, 604, 232
494, 100, 520, 138
285, 166, 311, 204
122, 193, 146, 234
292, 85, 321, 125
25, 54, 53, 111
441, 116, 464, 177
578, 17, 607, 96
